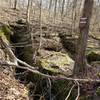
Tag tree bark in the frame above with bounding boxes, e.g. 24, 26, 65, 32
48, 0, 52, 16
61, 0, 65, 20
54, 0, 57, 23
14, 0, 17, 10
26, 0, 32, 23
74, 0, 94, 76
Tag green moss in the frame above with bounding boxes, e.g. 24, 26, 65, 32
86, 51, 100, 63
0, 25, 12, 43
38, 51, 74, 75
96, 87, 100, 96
80, 96, 89, 100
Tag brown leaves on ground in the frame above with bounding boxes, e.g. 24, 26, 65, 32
0, 70, 29, 100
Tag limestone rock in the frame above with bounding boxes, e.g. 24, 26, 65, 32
37, 50, 74, 76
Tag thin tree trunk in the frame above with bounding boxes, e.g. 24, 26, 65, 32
48, 0, 52, 16
14, 0, 17, 9
65, 0, 70, 16
61, 0, 65, 21
26, 0, 32, 23
39, 0, 42, 50
54, 0, 57, 23
74, 0, 94, 77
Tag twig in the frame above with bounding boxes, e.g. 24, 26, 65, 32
65, 84, 75, 100
75, 80, 80, 100
1, 60, 100, 83
15, 70, 29, 76
47, 78, 52, 100
89, 34, 100, 41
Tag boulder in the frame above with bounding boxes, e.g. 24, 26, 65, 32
37, 49, 74, 76
86, 50, 100, 63
0, 23, 12, 44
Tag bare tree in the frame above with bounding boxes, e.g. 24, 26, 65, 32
74, 0, 94, 76
54, 0, 58, 23
61, 0, 65, 21
26, 0, 32, 23
65, 0, 70, 16
48, 0, 52, 16
39, 0, 42, 50
14, 0, 17, 9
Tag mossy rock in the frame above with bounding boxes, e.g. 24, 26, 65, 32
37, 50, 74, 76
86, 50, 100, 63
0, 24, 12, 43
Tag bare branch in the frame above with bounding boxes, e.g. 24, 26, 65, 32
65, 84, 75, 100
75, 81, 80, 100
1, 37, 100, 83
1, 60, 100, 83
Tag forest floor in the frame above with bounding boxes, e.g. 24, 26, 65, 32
0, 6, 100, 100
0, 69, 29, 100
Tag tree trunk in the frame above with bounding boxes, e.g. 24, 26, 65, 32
54, 0, 57, 23
14, 0, 17, 10
61, 0, 65, 20
74, 0, 94, 76
26, 0, 32, 23
48, 0, 52, 16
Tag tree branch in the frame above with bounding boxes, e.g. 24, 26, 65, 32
75, 80, 80, 100
0, 37, 100, 83
65, 84, 75, 100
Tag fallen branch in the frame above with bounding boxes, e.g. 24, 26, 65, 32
1, 61, 100, 83
65, 84, 75, 100
0, 37, 100, 83
89, 34, 100, 41
0, 37, 37, 70
75, 81, 80, 100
